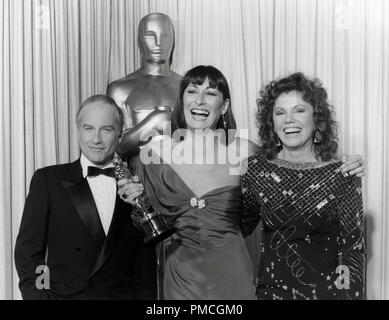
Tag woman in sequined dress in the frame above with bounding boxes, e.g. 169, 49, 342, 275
240, 72, 366, 300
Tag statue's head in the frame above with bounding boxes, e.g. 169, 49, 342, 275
137, 13, 175, 65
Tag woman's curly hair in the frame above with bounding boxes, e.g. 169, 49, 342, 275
256, 72, 338, 161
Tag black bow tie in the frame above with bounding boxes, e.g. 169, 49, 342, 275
87, 166, 116, 178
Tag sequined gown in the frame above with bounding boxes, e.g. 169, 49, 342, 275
240, 154, 365, 300
135, 158, 257, 300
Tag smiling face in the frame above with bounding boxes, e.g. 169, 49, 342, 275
138, 14, 174, 63
273, 91, 315, 152
78, 102, 121, 167
183, 78, 230, 131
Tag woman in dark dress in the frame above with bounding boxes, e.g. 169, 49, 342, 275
120, 65, 257, 299
240, 72, 366, 300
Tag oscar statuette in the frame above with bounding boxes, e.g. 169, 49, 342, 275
112, 155, 176, 244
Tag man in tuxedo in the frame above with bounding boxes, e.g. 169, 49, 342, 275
14, 95, 156, 299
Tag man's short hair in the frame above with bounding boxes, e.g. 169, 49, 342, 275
76, 95, 124, 132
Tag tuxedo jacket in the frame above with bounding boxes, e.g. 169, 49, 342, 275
14, 159, 156, 300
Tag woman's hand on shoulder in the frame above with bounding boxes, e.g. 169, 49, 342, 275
339, 154, 365, 178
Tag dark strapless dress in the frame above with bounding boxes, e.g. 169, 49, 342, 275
135, 159, 257, 300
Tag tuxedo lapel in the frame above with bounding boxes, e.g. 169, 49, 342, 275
90, 195, 131, 278
61, 160, 106, 250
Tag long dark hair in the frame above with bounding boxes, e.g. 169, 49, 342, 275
171, 65, 236, 137
256, 72, 338, 161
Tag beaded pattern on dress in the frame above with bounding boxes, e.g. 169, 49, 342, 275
240, 154, 365, 300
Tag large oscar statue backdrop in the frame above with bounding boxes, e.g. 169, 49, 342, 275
107, 13, 181, 300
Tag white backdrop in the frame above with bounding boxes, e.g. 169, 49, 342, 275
1, 0, 388, 299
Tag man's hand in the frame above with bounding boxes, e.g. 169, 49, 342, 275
117, 175, 146, 230
117, 175, 144, 205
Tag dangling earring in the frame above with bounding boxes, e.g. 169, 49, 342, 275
113, 152, 121, 162
313, 131, 321, 144
275, 136, 281, 147
222, 114, 227, 130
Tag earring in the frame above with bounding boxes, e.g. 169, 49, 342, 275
222, 114, 227, 130
313, 131, 321, 144
275, 136, 281, 147
113, 152, 120, 162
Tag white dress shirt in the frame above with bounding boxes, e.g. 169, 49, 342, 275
80, 154, 116, 235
